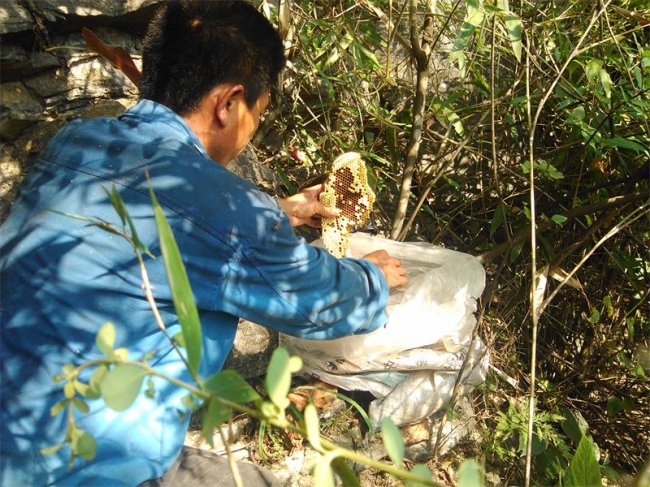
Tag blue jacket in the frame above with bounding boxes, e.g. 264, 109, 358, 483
0, 100, 389, 486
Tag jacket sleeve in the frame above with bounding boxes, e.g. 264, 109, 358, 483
204, 195, 390, 341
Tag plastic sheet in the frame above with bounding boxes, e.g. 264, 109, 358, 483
280, 233, 488, 428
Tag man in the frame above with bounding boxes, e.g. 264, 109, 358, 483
0, 1, 407, 485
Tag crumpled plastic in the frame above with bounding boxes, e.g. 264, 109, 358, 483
280, 232, 488, 428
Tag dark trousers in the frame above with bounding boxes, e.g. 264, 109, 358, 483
138, 447, 281, 486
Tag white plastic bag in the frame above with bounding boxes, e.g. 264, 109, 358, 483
280, 233, 488, 428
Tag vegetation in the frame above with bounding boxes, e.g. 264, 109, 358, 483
254, 0, 649, 485
44, 0, 649, 486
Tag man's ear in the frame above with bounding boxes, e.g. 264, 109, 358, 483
213, 84, 245, 128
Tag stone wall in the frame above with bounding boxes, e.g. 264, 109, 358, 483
1, 0, 158, 221
1, 0, 280, 378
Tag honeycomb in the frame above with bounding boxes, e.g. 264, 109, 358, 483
319, 152, 375, 257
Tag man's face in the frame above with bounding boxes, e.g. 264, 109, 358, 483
226, 90, 270, 164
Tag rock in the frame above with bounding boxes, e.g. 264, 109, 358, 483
223, 320, 279, 380
230, 145, 281, 192
0, 81, 44, 138
0, 3, 33, 35
0, 1, 161, 35
0, 45, 60, 79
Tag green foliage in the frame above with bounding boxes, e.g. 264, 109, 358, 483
563, 435, 603, 487
149, 186, 202, 378
101, 363, 147, 411
265, 347, 303, 414
381, 417, 405, 467
457, 459, 484, 487
486, 397, 575, 483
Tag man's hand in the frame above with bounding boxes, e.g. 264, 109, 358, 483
362, 250, 409, 289
277, 184, 340, 228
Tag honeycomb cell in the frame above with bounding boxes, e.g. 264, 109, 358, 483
319, 152, 375, 258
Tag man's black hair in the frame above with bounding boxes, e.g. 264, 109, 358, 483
139, 0, 286, 114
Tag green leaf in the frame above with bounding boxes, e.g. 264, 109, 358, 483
606, 396, 624, 417
450, 3, 486, 75
145, 377, 156, 399
509, 242, 523, 262
71, 429, 97, 462
88, 364, 108, 399
585, 59, 613, 98
490, 203, 505, 236
352, 40, 380, 69
100, 363, 147, 411
275, 164, 296, 195
260, 400, 282, 419
112, 347, 129, 361
466, 4, 485, 27
331, 458, 361, 487
585, 59, 603, 84
149, 186, 202, 377
64, 382, 75, 400
313, 457, 335, 487
406, 464, 434, 487
552, 214, 568, 226
288, 356, 303, 374
72, 397, 90, 414
586, 308, 600, 324
501, 11, 522, 61
201, 370, 261, 404
103, 186, 153, 258
265, 348, 292, 410
201, 396, 232, 448
73, 380, 90, 397
172, 331, 186, 348
104, 185, 127, 227
181, 394, 200, 411
62, 363, 76, 378
50, 399, 68, 417
602, 136, 648, 153
563, 435, 603, 487
40, 443, 64, 456
451, 23, 475, 74
458, 459, 484, 487
381, 417, 404, 467
96, 322, 116, 355
599, 67, 613, 98
602, 296, 613, 317
304, 403, 321, 449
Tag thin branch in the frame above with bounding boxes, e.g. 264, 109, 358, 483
477, 189, 650, 265
537, 202, 650, 316
389, 1, 434, 239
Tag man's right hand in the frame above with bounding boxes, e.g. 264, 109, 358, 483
362, 250, 408, 289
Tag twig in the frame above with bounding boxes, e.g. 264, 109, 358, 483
219, 426, 244, 487
477, 189, 650, 265
537, 202, 650, 316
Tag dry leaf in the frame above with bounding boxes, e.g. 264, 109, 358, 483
287, 381, 338, 413
82, 27, 141, 87
401, 420, 430, 445
548, 264, 582, 290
